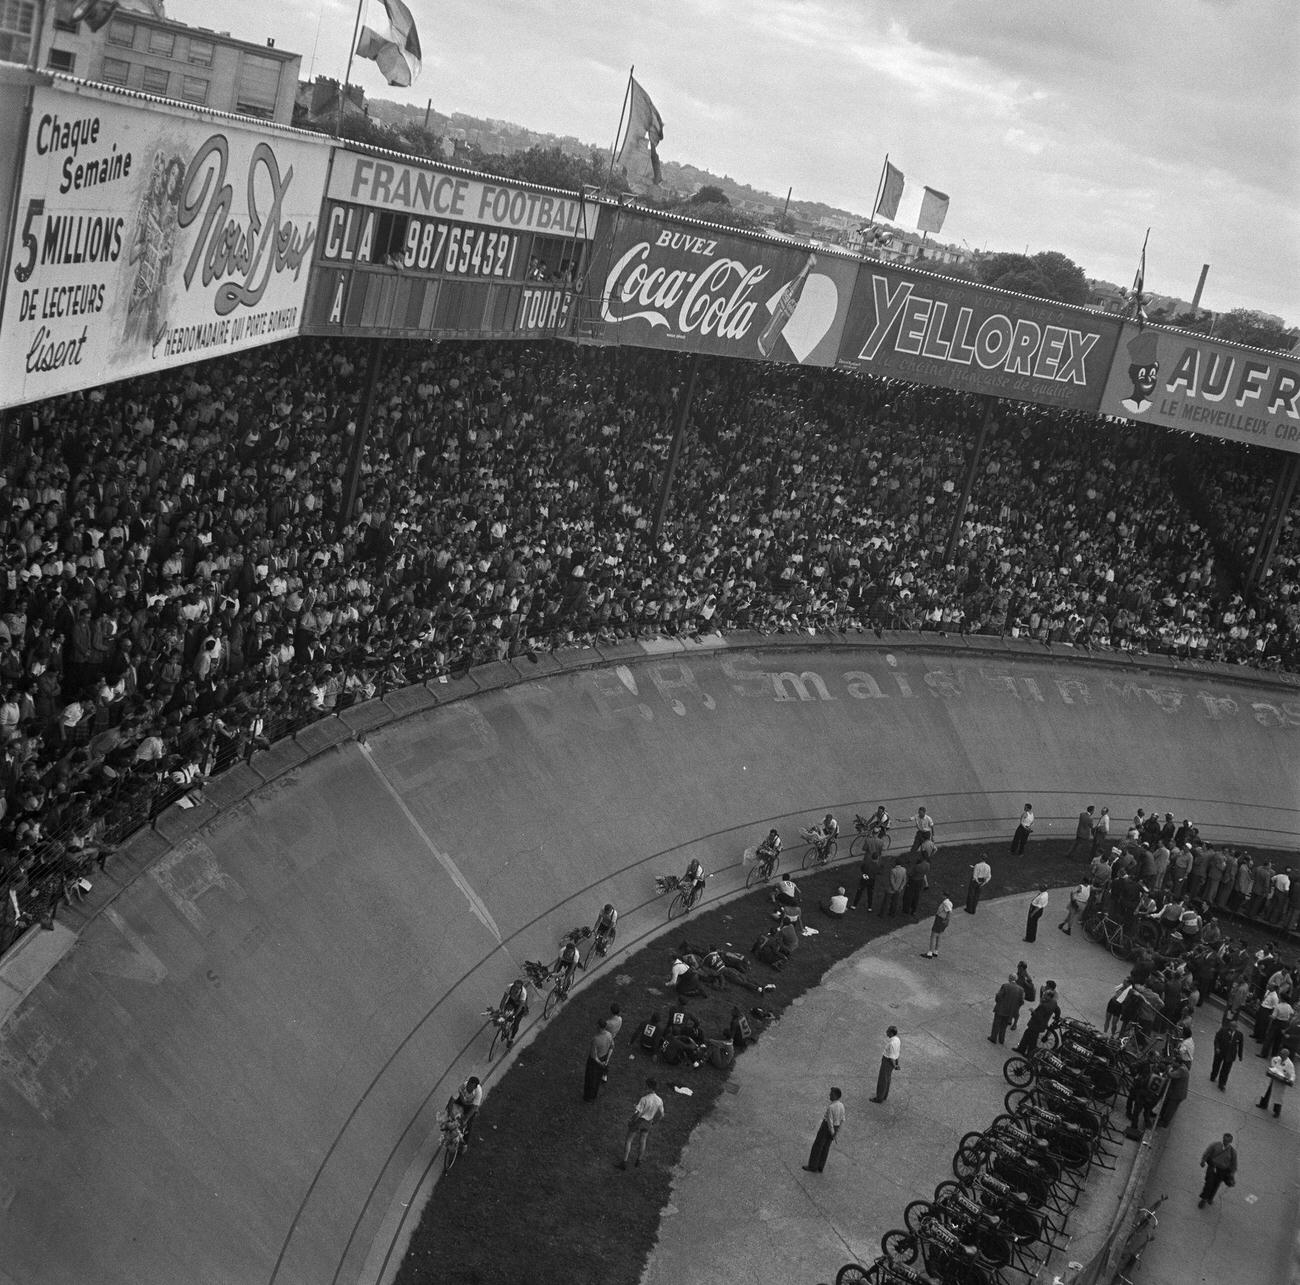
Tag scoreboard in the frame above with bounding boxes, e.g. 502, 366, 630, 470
302, 151, 601, 342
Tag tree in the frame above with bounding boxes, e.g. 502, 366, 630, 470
975, 249, 1088, 304
1212, 308, 1299, 353
1029, 251, 1089, 306
690, 184, 729, 206
486, 145, 608, 192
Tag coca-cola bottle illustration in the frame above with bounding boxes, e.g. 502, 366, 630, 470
757, 253, 817, 357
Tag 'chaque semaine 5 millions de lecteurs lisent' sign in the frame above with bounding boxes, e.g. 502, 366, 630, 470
0, 81, 330, 410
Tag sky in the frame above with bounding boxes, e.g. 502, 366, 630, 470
168, 0, 1300, 323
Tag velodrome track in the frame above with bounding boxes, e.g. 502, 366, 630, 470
0, 636, 1296, 1285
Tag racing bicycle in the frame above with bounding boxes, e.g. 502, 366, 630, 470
657, 872, 706, 919
746, 843, 782, 888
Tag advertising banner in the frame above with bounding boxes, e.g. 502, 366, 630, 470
302, 266, 578, 341
1099, 322, 1300, 454
589, 210, 857, 365
327, 149, 601, 237
0, 83, 330, 410
837, 265, 1121, 410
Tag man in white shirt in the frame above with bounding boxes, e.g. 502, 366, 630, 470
1011, 803, 1035, 855
1025, 886, 1049, 942
909, 807, 935, 853
620, 1077, 665, 1167
1059, 881, 1091, 935
803, 1087, 846, 1173
965, 857, 992, 914
871, 1026, 901, 1102
1090, 806, 1111, 858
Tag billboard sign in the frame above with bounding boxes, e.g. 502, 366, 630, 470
590, 210, 857, 365
837, 266, 1121, 410
327, 149, 600, 236
0, 83, 330, 409
1099, 323, 1300, 454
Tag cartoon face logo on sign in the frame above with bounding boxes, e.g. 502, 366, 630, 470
1122, 329, 1160, 414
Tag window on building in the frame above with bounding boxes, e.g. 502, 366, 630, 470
141, 66, 169, 95
235, 53, 282, 117
181, 75, 208, 104
146, 27, 174, 57
188, 37, 214, 67
100, 56, 130, 85
53, 16, 78, 34
46, 48, 75, 73
106, 17, 134, 46
0, 0, 37, 64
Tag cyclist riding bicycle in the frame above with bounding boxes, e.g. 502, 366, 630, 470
592, 902, 618, 950
683, 857, 707, 897
552, 937, 583, 994
498, 977, 530, 1042
816, 813, 839, 861
867, 805, 890, 838
756, 829, 782, 874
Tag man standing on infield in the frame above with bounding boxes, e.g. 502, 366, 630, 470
1011, 802, 1035, 855
870, 1026, 901, 1102
619, 1077, 664, 1168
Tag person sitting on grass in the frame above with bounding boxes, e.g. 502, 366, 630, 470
821, 886, 849, 916
638, 1011, 663, 1053
727, 1006, 756, 1052
660, 1006, 707, 1065
771, 875, 802, 921
753, 926, 789, 970
668, 950, 707, 998
778, 916, 800, 955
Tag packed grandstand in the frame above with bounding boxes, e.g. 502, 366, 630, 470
0, 336, 1297, 954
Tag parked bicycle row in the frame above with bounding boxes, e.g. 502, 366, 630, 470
834, 1017, 1135, 1285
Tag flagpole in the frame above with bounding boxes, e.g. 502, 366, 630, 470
338, 0, 367, 138
605, 65, 634, 194
869, 154, 888, 227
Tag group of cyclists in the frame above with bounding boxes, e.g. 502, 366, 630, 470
491, 901, 620, 1050
751, 806, 892, 881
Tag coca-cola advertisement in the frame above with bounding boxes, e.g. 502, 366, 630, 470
590, 211, 856, 365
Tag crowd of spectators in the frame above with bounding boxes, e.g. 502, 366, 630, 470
0, 337, 1296, 953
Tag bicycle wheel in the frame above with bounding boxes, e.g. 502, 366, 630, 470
953, 1143, 984, 1182
668, 889, 689, 919
933, 1179, 962, 1206
881, 831, 892, 851
974, 1228, 1012, 1268
1089, 1066, 1120, 1102
1083, 915, 1107, 944
443, 1134, 460, 1174
904, 1200, 932, 1234
1039, 1027, 1061, 1051
1004, 1088, 1031, 1114
835, 1265, 874, 1285
543, 984, 564, 1019
801, 843, 821, 870
1050, 1135, 1092, 1171
488, 1023, 506, 1061
747, 859, 771, 889
881, 1230, 918, 1264
582, 935, 605, 968
1003, 1056, 1035, 1088
850, 833, 867, 860
825, 837, 838, 862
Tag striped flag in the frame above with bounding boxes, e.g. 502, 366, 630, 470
917, 186, 949, 234
875, 162, 904, 220
356, 0, 423, 87
1129, 229, 1150, 329
617, 76, 665, 191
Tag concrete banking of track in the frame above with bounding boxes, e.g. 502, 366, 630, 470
0, 634, 1296, 1285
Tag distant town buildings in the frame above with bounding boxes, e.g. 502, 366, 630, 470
3, 1, 300, 124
